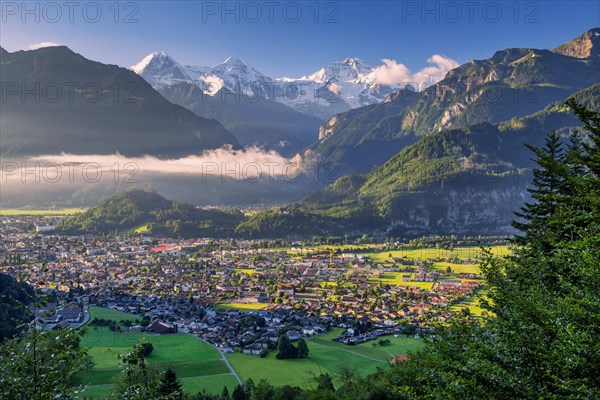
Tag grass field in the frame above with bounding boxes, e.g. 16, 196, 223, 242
234, 268, 256, 275
310, 329, 423, 360
133, 224, 150, 233
88, 307, 141, 323
432, 262, 481, 275
81, 309, 423, 395
226, 329, 423, 388
364, 245, 512, 264
450, 291, 489, 317
369, 273, 435, 289
216, 303, 267, 312
80, 308, 237, 398
0, 208, 85, 216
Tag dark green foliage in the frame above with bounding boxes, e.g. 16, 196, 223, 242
512, 131, 567, 249
0, 273, 34, 341
0, 328, 92, 399
158, 368, 183, 399
235, 207, 354, 239
57, 189, 244, 238
275, 336, 309, 359
275, 335, 297, 359
141, 342, 154, 358
296, 338, 309, 359
232, 385, 247, 400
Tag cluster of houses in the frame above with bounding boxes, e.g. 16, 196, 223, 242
1, 214, 485, 350
31, 298, 86, 330
336, 326, 415, 345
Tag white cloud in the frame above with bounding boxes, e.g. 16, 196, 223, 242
372, 55, 459, 90
26, 146, 298, 180
28, 42, 62, 50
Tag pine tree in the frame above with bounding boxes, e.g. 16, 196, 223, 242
512, 130, 567, 250
158, 367, 183, 399
232, 385, 247, 400
364, 100, 600, 399
566, 97, 600, 176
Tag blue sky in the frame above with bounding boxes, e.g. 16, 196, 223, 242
1, 1, 598, 77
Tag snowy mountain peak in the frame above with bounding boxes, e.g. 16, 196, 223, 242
131, 51, 174, 73
131, 52, 399, 119
213, 56, 267, 79
222, 56, 246, 67
305, 58, 374, 84
130, 51, 192, 88
340, 57, 366, 67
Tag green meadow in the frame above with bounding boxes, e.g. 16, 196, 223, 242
363, 245, 512, 264
225, 328, 422, 388
79, 307, 238, 399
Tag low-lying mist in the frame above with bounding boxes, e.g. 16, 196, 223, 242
0, 147, 340, 208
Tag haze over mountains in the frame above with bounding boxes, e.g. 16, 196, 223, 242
238, 83, 600, 238
0, 46, 240, 157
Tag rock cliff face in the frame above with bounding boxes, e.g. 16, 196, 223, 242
553, 28, 600, 58
384, 186, 528, 237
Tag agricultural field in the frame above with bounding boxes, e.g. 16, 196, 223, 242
0, 208, 85, 216
225, 329, 422, 388
363, 245, 512, 264
216, 302, 268, 312
234, 268, 256, 275
133, 224, 150, 234
431, 262, 481, 275
369, 273, 435, 290
79, 308, 238, 399
450, 291, 489, 317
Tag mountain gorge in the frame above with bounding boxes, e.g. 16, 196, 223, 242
0, 46, 240, 157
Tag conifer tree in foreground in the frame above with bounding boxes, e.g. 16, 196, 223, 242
158, 368, 183, 399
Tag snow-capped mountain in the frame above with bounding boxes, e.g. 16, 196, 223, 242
276, 57, 397, 112
190, 56, 278, 99
131, 53, 399, 119
130, 53, 324, 156
130, 52, 192, 89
